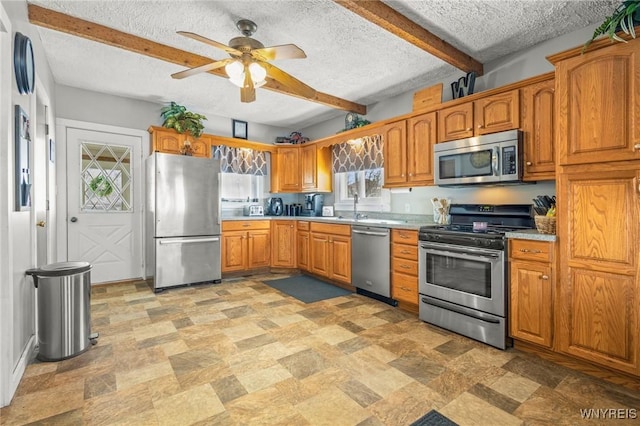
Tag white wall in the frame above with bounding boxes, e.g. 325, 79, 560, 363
300, 24, 599, 215
56, 84, 293, 145
1, 0, 57, 407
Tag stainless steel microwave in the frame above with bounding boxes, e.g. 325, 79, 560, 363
434, 130, 523, 186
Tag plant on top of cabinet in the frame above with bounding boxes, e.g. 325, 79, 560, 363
584, 0, 639, 51
160, 101, 207, 138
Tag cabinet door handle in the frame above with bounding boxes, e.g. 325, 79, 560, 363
519, 248, 541, 253
477, 124, 484, 129
540, 275, 549, 280
401, 250, 411, 254
400, 286, 411, 291
526, 161, 532, 166
466, 127, 473, 131
634, 143, 640, 151
400, 234, 409, 239
242, 224, 250, 227
400, 265, 411, 269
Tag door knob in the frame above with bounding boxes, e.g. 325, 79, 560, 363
70, 217, 78, 222
36, 220, 46, 227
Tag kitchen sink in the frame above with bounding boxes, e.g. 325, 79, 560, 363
353, 218, 407, 225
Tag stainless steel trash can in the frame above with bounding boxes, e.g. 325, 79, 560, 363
26, 261, 97, 361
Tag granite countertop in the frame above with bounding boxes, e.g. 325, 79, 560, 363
505, 229, 557, 242
221, 215, 432, 230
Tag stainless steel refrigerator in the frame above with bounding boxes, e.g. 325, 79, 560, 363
146, 152, 221, 291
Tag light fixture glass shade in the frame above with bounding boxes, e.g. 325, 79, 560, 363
225, 60, 245, 87
248, 62, 267, 84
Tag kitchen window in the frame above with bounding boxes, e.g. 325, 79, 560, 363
213, 145, 269, 207
332, 135, 390, 212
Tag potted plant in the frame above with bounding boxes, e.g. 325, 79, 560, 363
160, 101, 207, 138
584, 0, 640, 51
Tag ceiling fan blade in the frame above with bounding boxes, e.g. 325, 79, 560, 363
240, 71, 256, 103
177, 31, 242, 57
262, 62, 316, 99
252, 44, 307, 61
171, 58, 234, 79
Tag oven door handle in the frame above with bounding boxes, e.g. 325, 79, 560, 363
421, 246, 500, 261
421, 296, 501, 324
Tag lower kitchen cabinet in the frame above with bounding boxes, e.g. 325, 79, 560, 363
309, 222, 351, 284
509, 239, 554, 348
297, 221, 310, 271
391, 229, 419, 309
221, 221, 270, 273
556, 164, 640, 376
271, 220, 297, 268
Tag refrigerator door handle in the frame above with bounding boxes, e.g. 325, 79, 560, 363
159, 237, 220, 245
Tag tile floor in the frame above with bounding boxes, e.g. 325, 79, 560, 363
2, 273, 640, 425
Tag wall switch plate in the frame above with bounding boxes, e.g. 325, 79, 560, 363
404, 203, 411, 213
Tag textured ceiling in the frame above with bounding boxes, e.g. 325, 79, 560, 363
30, 0, 618, 129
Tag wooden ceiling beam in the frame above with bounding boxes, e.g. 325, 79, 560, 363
28, 4, 366, 115
335, 0, 484, 76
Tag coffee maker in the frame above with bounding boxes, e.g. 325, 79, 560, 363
302, 194, 324, 216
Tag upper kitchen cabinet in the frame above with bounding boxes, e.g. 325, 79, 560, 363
382, 120, 408, 186
520, 77, 556, 181
438, 90, 520, 142
549, 39, 640, 165
300, 144, 332, 193
271, 146, 300, 192
272, 144, 332, 193
383, 113, 437, 188
149, 126, 210, 158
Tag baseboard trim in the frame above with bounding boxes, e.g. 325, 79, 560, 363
514, 340, 640, 391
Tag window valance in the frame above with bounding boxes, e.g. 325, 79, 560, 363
212, 145, 269, 175
332, 134, 384, 173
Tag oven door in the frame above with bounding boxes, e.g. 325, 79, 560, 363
419, 241, 505, 316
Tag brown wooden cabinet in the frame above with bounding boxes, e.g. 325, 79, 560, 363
520, 78, 555, 181
309, 222, 351, 284
221, 221, 271, 273
149, 126, 210, 158
272, 146, 301, 192
509, 239, 554, 348
272, 145, 332, 193
550, 40, 640, 165
297, 221, 310, 271
438, 90, 520, 142
556, 164, 640, 375
381, 120, 408, 186
383, 113, 436, 188
391, 229, 419, 310
271, 220, 297, 268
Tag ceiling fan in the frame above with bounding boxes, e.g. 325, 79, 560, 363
172, 19, 317, 103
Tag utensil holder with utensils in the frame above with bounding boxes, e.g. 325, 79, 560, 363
534, 215, 556, 235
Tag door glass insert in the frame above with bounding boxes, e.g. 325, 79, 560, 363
426, 252, 491, 297
80, 142, 132, 212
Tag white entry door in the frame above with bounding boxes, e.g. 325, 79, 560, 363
66, 128, 142, 284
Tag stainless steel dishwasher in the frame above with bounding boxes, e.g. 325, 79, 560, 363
351, 225, 396, 305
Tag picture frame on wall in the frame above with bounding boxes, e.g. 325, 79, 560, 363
14, 105, 31, 211
232, 119, 248, 139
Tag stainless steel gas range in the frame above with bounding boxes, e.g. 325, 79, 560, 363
418, 204, 534, 349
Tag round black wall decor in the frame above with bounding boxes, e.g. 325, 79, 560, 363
14, 32, 35, 95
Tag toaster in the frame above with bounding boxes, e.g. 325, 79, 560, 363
243, 205, 264, 216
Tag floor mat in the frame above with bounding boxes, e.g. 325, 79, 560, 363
410, 410, 458, 426
262, 274, 352, 303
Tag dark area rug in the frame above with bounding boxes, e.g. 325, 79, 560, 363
410, 410, 458, 426
263, 275, 352, 303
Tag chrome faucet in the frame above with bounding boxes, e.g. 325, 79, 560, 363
353, 192, 359, 219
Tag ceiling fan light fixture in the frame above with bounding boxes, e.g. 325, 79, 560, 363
248, 62, 266, 84
225, 60, 244, 78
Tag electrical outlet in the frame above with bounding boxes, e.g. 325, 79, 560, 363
404, 203, 411, 213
